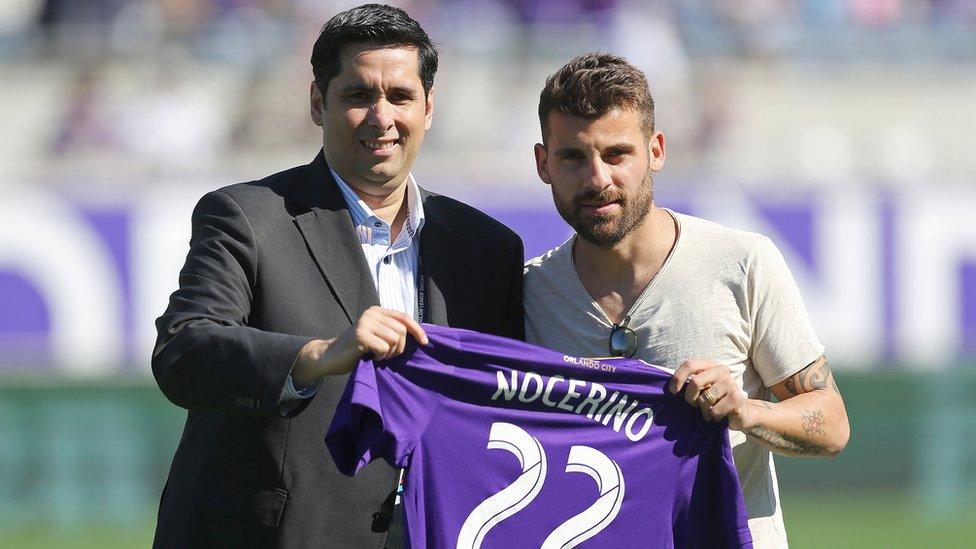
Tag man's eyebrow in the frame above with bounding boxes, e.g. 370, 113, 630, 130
339, 84, 374, 94
339, 84, 419, 96
605, 143, 637, 154
387, 85, 419, 97
553, 146, 583, 156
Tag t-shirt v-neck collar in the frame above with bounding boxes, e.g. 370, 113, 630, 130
567, 208, 683, 327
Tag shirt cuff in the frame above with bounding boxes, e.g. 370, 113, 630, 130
281, 374, 320, 401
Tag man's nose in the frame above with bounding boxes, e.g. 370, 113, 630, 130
583, 158, 612, 191
366, 99, 395, 131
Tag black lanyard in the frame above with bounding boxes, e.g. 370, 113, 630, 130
415, 249, 427, 323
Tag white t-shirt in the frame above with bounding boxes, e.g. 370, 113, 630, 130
524, 210, 825, 549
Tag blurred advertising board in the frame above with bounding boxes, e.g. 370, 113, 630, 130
1, 182, 974, 374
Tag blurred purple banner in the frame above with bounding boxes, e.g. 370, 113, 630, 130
2, 183, 975, 373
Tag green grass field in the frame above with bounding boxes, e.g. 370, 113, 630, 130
783, 493, 975, 548
4, 493, 973, 548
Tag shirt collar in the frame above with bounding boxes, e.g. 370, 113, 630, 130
330, 168, 425, 238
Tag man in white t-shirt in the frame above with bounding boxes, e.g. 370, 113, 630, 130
523, 52, 850, 548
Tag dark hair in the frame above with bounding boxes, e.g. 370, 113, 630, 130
538, 52, 655, 141
311, 4, 438, 98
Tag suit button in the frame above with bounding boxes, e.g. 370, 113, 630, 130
235, 395, 260, 408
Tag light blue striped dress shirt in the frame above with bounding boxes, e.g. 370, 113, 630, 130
281, 169, 425, 400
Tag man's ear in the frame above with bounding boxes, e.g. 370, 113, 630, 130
310, 81, 324, 127
648, 130, 666, 171
534, 143, 551, 185
424, 86, 434, 131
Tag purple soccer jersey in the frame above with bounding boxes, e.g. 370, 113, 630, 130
326, 325, 753, 549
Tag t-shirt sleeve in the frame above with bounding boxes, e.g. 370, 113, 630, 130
747, 237, 826, 386
325, 352, 440, 476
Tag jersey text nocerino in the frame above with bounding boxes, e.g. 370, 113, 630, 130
490, 362, 655, 443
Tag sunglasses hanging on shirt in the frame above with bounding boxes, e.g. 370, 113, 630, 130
608, 315, 638, 358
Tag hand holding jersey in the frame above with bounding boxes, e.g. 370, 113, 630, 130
292, 306, 429, 387
671, 356, 849, 459
671, 359, 754, 428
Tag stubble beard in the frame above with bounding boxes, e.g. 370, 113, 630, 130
555, 172, 654, 247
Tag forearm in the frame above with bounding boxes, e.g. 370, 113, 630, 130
290, 337, 360, 387
741, 390, 850, 457
152, 320, 312, 416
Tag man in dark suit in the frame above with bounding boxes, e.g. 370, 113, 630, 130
151, 5, 523, 548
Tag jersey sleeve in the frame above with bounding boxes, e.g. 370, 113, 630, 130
326, 344, 442, 476
747, 237, 825, 386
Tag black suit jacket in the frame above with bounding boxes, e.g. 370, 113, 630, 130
151, 151, 524, 548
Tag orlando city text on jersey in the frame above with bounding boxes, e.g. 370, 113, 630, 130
326, 324, 753, 549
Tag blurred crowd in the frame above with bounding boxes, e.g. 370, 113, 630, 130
0, 0, 973, 183
1, 0, 971, 60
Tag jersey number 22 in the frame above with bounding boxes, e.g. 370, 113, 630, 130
456, 422, 626, 549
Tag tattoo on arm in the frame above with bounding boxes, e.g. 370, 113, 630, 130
800, 409, 826, 436
749, 425, 824, 456
784, 356, 841, 396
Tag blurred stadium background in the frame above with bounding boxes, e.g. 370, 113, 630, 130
1, 0, 975, 547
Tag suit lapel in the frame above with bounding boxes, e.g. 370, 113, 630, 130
290, 151, 379, 323
419, 189, 468, 326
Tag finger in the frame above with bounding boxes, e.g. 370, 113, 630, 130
359, 305, 388, 324
386, 318, 407, 358
365, 323, 403, 359
699, 400, 714, 422
372, 316, 411, 360
374, 312, 409, 338
360, 332, 393, 360
686, 366, 728, 389
355, 317, 400, 343
703, 384, 742, 420
695, 387, 722, 417
693, 378, 729, 414
669, 360, 713, 394
376, 309, 429, 346
380, 326, 407, 361
391, 325, 408, 358
703, 381, 731, 404
684, 374, 717, 407
669, 362, 695, 394
685, 367, 734, 408
707, 396, 733, 420
393, 311, 428, 345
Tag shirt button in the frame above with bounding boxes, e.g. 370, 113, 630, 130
383, 256, 392, 264
374, 221, 382, 228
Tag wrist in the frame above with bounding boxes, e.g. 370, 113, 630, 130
738, 400, 770, 431
292, 339, 330, 387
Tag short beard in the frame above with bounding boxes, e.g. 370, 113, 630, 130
554, 172, 654, 247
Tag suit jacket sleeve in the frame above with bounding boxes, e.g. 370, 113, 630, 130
152, 190, 312, 417
506, 236, 526, 341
